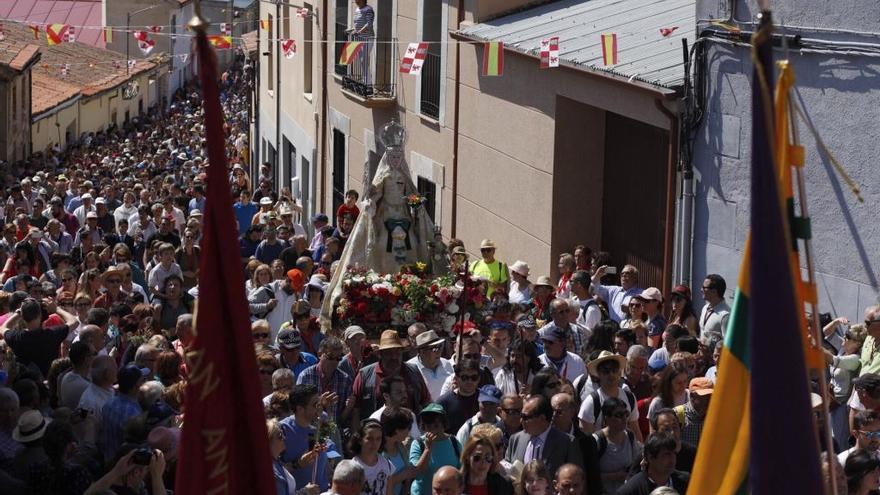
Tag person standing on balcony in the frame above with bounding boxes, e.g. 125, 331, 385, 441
352, 0, 375, 88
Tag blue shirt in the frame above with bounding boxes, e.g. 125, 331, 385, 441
99, 394, 141, 461
409, 436, 461, 495
296, 365, 352, 423
282, 352, 318, 380
188, 196, 206, 214
234, 201, 259, 235
256, 240, 285, 264
592, 284, 643, 322
279, 416, 333, 490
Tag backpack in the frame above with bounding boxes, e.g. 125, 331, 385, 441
593, 429, 636, 458
590, 389, 636, 423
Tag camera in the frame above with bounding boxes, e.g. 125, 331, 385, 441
133, 448, 153, 466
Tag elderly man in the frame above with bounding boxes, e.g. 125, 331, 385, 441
350, 330, 430, 427
698, 274, 730, 338
470, 239, 508, 298
431, 466, 463, 495
551, 393, 603, 495
325, 459, 365, 495
539, 299, 589, 357
624, 345, 653, 400
279, 234, 312, 271
407, 330, 454, 400
296, 337, 351, 424
570, 270, 601, 332
338, 325, 368, 378
859, 305, 880, 375
590, 264, 644, 323
555, 464, 587, 495
249, 269, 304, 342
537, 326, 586, 382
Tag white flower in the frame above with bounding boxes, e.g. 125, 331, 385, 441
446, 303, 459, 314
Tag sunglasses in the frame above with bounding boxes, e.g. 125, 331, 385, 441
470, 454, 494, 464
501, 408, 521, 416
253, 332, 270, 339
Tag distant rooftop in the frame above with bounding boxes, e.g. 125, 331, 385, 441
0, 0, 105, 48
457, 0, 695, 90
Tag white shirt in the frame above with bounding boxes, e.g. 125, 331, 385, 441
370, 406, 421, 439
577, 387, 639, 428
73, 204, 96, 226
538, 351, 586, 382
77, 383, 114, 424
699, 300, 731, 337
59, 371, 91, 410
575, 297, 602, 331
508, 280, 531, 305
113, 204, 138, 228
406, 355, 454, 401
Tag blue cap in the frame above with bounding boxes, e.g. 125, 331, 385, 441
478, 385, 502, 404
146, 401, 178, 426
539, 326, 567, 343
117, 364, 150, 392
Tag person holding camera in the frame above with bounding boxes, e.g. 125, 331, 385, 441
0, 296, 79, 377
83, 447, 166, 495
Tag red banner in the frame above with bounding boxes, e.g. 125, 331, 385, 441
174, 29, 275, 495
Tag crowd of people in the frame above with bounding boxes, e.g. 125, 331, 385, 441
0, 50, 870, 495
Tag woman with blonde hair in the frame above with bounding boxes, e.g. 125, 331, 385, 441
248, 263, 273, 295
828, 323, 867, 451
460, 436, 513, 495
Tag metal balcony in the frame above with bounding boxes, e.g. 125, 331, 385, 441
337, 34, 397, 106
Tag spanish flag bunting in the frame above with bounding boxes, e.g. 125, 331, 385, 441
46, 23, 70, 46
338, 41, 364, 65
29, 24, 40, 39
103, 27, 113, 43
207, 35, 232, 50
601, 33, 617, 65
481, 42, 504, 76
260, 19, 270, 30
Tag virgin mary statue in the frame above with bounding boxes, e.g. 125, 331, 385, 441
321, 121, 435, 320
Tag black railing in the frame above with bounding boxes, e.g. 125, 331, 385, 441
339, 35, 397, 99
420, 51, 441, 119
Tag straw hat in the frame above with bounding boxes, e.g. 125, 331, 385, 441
587, 350, 627, 377
480, 239, 497, 249
510, 260, 530, 278
533, 276, 555, 289
377, 329, 406, 350
12, 410, 51, 443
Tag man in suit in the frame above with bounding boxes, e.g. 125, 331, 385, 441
551, 393, 603, 494
505, 394, 581, 478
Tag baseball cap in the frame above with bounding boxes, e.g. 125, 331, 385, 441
539, 326, 567, 343
636, 287, 663, 302
286, 269, 305, 290
86, 211, 98, 219
478, 385, 502, 404
311, 213, 329, 224
277, 327, 303, 350
343, 325, 366, 340
419, 403, 446, 417
118, 364, 150, 392
516, 314, 537, 329
688, 377, 714, 396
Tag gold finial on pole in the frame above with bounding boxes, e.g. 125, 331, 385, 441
188, 0, 209, 32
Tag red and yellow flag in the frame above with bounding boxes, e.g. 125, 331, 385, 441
103, 27, 113, 44
338, 41, 364, 65
260, 19, 270, 30
46, 23, 70, 46
207, 35, 232, 50
481, 41, 504, 76
601, 33, 618, 65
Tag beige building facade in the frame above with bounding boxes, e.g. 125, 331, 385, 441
254, 0, 691, 290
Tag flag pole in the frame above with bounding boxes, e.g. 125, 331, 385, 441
786, 82, 839, 495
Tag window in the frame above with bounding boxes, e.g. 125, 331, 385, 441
332, 129, 346, 215
334, 0, 349, 76
417, 176, 436, 222
420, 1, 442, 119
267, 14, 274, 91
303, 2, 313, 93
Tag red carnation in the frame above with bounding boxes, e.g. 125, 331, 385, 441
354, 301, 369, 316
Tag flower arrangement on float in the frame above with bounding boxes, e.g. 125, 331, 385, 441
335, 262, 487, 335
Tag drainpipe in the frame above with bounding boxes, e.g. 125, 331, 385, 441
654, 99, 679, 299
275, 1, 281, 193
319, 1, 328, 210
254, 32, 261, 179
450, 0, 464, 237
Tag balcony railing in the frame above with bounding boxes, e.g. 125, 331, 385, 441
419, 51, 441, 119
338, 34, 397, 101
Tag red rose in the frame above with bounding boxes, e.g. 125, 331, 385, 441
354, 301, 369, 316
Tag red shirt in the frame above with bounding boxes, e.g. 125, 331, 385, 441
336, 203, 360, 224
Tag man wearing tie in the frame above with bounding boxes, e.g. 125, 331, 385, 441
505, 395, 581, 477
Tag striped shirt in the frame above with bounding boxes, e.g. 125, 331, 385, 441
353, 5, 375, 37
